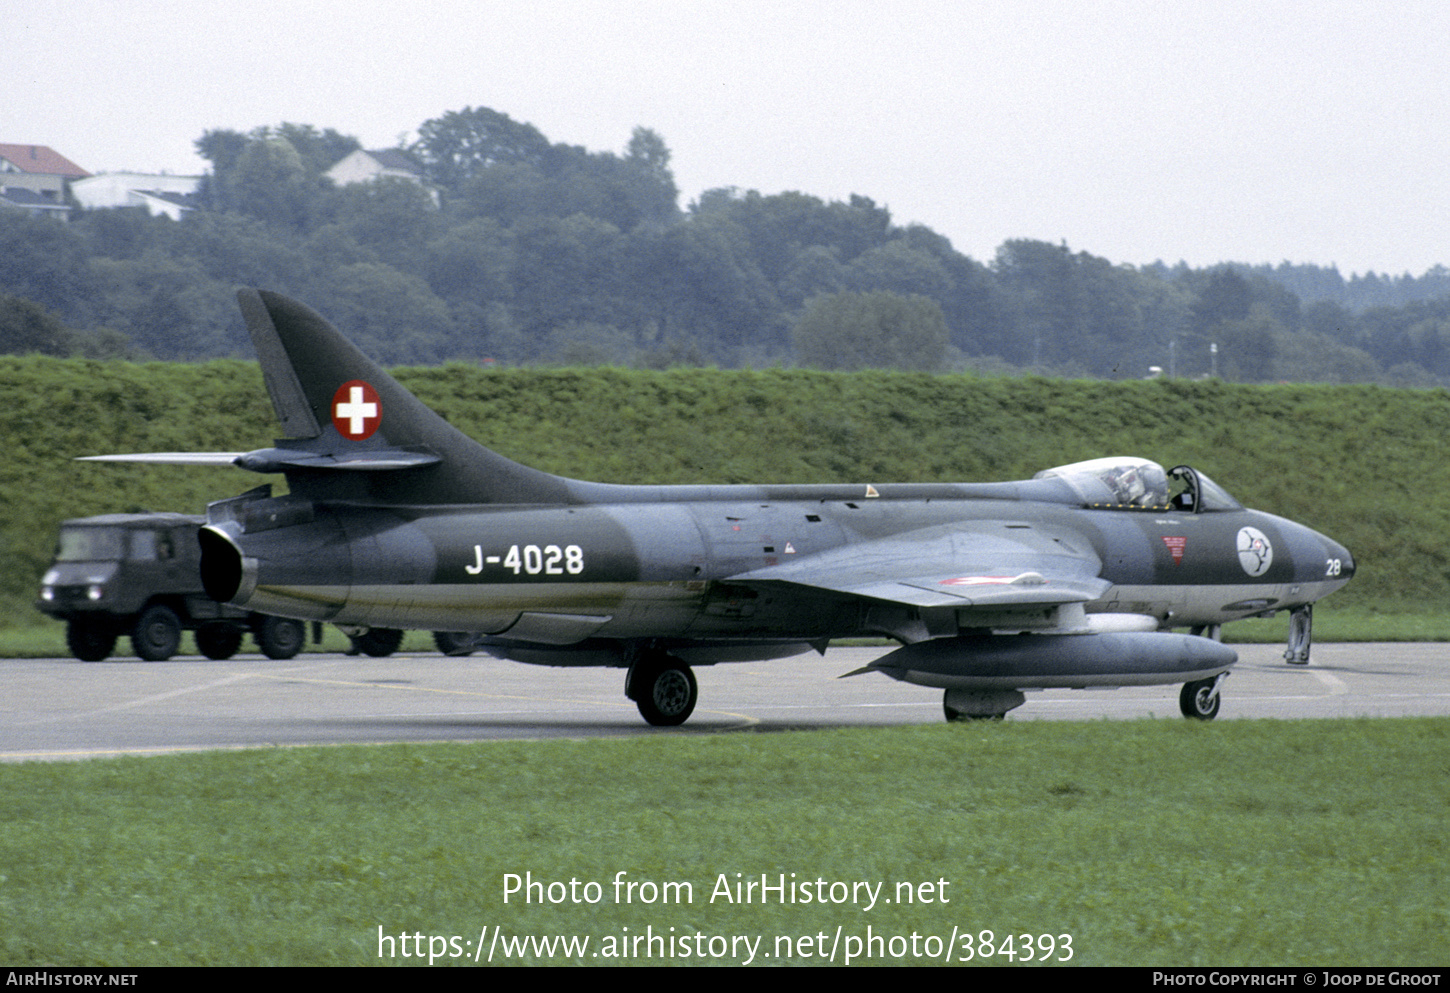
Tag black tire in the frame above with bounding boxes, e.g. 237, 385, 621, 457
433, 631, 476, 656
196, 623, 244, 660
633, 662, 697, 726
67, 621, 116, 662
132, 605, 182, 661
1180, 678, 1221, 720
256, 616, 305, 660
354, 627, 404, 658
943, 702, 1004, 722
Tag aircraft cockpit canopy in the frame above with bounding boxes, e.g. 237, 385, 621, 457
1035, 457, 1243, 512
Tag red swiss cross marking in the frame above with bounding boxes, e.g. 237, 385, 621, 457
332, 380, 382, 440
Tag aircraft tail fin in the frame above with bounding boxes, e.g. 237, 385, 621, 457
235, 289, 572, 505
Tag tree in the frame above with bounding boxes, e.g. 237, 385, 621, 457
1212, 314, 1279, 382
327, 177, 439, 269
0, 295, 75, 355
228, 138, 323, 231
89, 256, 235, 358
778, 245, 847, 308
411, 107, 552, 188
793, 291, 948, 371
992, 239, 1079, 368
1191, 267, 1253, 330
624, 126, 680, 226
168, 211, 311, 295
640, 215, 781, 357
424, 218, 514, 307
304, 263, 457, 364
268, 123, 360, 176
847, 240, 952, 300
0, 213, 99, 322
194, 125, 355, 228
193, 129, 250, 211
625, 127, 672, 181
508, 214, 629, 347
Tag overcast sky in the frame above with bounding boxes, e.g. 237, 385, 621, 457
8, 0, 1449, 276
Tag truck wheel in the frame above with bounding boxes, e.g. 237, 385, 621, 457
256, 616, 305, 660
68, 621, 116, 662
433, 631, 477, 656
132, 605, 182, 661
196, 623, 244, 660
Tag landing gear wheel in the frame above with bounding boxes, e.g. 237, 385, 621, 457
1180, 677, 1222, 720
256, 616, 305, 660
68, 621, 116, 662
196, 623, 243, 660
353, 627, 404, 658
944, 702, 1004, 722
132, 605, 181, 661
631, 661, 698, 726
942, 689, 1025, 722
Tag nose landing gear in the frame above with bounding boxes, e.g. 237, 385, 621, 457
1284, 604, 1313, 665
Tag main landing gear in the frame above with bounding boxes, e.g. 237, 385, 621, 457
626, 653, 698, 726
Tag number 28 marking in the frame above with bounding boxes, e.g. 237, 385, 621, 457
467, 544, 585, 576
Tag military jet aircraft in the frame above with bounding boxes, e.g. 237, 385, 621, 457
84, 290, 1355, 725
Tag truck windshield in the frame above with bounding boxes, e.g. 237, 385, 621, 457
55, 528, 124, 562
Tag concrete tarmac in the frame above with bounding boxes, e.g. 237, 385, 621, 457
2, 642, 1448, 762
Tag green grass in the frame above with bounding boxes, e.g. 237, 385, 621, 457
1220, 607, 1450, 643
2, 720, 1445, 966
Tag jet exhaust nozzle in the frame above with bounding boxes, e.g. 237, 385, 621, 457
198, 525, 250, 605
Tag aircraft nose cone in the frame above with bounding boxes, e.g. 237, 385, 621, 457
1326, 537, 1354, 581
1271, 513, 1355, 587
1296, 521, 1354, 585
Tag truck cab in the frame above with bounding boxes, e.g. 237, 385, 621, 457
36, 513, 305, 661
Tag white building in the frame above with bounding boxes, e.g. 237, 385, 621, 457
71, 173, 201, 220
326, 148, 427, 186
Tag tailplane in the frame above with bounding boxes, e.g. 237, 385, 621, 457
87, 290, 573, 506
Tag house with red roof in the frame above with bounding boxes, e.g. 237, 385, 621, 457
0, 144, 91, 218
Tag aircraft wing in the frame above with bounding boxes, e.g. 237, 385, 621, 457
729, 521, 1110, 612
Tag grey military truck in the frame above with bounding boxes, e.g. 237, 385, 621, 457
36, 512, 306, 662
